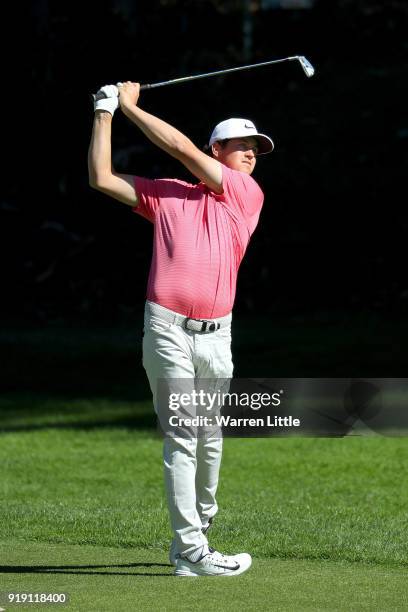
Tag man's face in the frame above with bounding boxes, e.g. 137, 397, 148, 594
212, 137, 259, 175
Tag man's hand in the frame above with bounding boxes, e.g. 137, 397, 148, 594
118, 82, 140, 111
94, 84, 120, 116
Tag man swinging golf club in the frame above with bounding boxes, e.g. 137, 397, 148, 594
88, 81, 273, 576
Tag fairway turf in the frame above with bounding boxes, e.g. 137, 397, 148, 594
1, 323, 408, 610
1, 418, 408, 610
1, 542, 408, 612
1, 423, 408, 566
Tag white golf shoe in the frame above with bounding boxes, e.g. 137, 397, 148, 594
174, 547, 252, 577
169, 518, 213, 566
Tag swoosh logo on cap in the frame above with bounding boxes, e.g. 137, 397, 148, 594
244, 123, 255, 128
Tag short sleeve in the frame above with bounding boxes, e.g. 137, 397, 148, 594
132, 177, 191, 223
221, 166, 264, 235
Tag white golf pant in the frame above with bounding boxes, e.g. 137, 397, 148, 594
142, 301, 233, 557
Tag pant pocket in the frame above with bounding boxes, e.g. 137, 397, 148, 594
145, 314, 174, 333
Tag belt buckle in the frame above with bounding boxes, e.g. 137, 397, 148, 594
184, 318, 220, 333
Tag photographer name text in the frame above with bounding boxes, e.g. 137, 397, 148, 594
168, 415, 300, 428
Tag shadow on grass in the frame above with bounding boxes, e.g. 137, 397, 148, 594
0, 392, 157, 433
0, 562, 172, 577
0, 418, 158, 434
2, 315, 408, 433
3, 314, 408, 396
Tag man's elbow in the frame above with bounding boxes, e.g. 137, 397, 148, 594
88, 172, 108, 191
89, 175, 98, 190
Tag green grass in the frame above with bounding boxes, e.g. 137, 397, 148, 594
1, 542, 408, 612
1, 425, 408, 566
1, 322, 408, 610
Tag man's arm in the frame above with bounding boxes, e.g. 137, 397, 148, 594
118, 82, 223, 194
88, 110, 138, 207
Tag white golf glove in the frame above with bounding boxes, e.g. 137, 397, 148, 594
93, 84, 120, 116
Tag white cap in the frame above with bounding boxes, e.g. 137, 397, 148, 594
208, 118, 274, 154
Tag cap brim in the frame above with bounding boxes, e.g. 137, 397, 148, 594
255, 133, 274, 155
208, 131, 274, 154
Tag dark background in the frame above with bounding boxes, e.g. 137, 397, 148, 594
2, 1, 408, 335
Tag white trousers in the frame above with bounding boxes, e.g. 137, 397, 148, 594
142, 301, 233, 556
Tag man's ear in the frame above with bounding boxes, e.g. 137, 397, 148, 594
211, 142, 221, 159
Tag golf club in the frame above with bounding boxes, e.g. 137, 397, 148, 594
92, 55, 314, 101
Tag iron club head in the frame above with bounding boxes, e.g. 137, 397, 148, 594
297, 56, 315, 78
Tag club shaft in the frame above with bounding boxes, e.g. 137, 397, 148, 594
140, 56, 300, 90
93, 55, 313, 101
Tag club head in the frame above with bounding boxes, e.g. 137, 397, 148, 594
298, 56, 315, 78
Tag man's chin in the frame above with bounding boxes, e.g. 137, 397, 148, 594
240, 165, 253, 174
229, 160, 251, 172
224, 161, 253, 174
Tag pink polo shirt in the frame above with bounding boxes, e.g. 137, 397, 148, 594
133, 165, 264, 319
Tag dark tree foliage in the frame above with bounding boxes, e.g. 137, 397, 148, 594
2, 0, 407, 323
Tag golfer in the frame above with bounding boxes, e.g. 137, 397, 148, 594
88, 82, 273, 576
